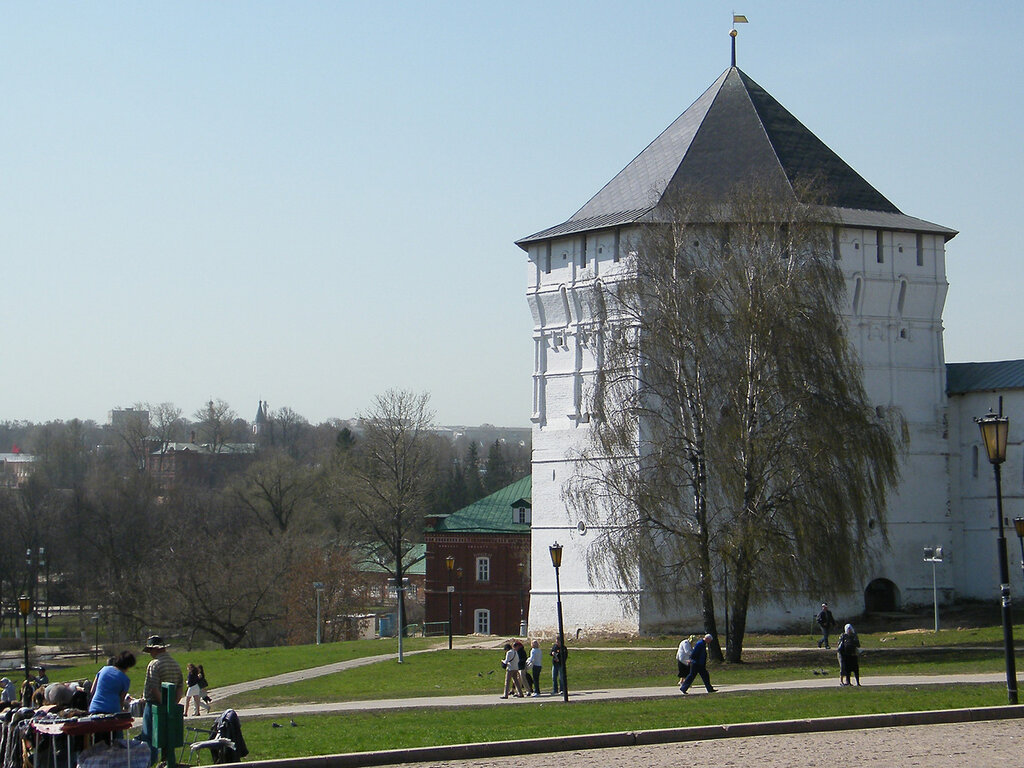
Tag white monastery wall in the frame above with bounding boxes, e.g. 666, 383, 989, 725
948, 388, 1024, 602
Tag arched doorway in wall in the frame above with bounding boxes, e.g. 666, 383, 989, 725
864, 579, 900, 612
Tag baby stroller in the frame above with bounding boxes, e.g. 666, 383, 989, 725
179, 709, 248, 765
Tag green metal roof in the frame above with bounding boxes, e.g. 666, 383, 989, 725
433, 476, 532, 534
947, 360, 1024, 395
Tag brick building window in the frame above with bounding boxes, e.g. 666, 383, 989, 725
476, 556, 490, 582
474, 608, 491, 635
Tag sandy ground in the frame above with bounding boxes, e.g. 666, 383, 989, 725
388, 720, 1024, 768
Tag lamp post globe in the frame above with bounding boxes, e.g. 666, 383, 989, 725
976, 407, 1018, 704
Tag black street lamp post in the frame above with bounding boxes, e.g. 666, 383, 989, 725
456, 567, 463, 635
517, 561, 525, 632
976, 406, 1018, 705
549, 542, 568, 703
313, 582, 325, 645
17, 595, 30, 681
91, 613, 100, 664
40, 548, 48, 639
445, 556, 455, 650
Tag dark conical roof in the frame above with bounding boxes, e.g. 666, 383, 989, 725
517, 68, 955, 246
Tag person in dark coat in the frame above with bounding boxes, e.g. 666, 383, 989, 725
816, 603, 837, 649
550, 640, 567, 695
837, 623, 861, 686
679, 633, 717, 694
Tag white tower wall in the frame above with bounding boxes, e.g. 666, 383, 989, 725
526, 223, 956, 635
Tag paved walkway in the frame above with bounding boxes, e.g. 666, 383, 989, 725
379, 719, 1024, 768
217, 671, 1011, 721
194, 641, 1012, 721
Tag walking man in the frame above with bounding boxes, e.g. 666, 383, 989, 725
816, 603, 836, 649
679, 633, 716, 694
550, 639, 567, 695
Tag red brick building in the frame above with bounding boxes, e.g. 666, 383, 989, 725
145, 441, 256, 488
425, 476, 531, 636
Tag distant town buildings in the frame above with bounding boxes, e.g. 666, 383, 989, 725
145, 440, 256, 488
0, 449, 35, 488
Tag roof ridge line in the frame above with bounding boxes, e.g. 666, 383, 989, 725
732, 68, 794, 199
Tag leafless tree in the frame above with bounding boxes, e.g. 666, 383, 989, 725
148, 402, 185, 447
328, 390, 434, 636
193, 399, 237, 453
230, 449, 323, 536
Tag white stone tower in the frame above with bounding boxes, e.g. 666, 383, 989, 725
518, 66, 957, 635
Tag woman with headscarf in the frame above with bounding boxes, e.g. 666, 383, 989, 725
837, 623, 861, 686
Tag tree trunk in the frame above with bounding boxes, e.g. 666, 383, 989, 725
697, 532, 723, 662
726, 557, 752, 662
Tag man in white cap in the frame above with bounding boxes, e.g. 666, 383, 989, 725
138, 635, 183, 764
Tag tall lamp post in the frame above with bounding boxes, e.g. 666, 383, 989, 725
90, 613, 100, 663
456, 567, 464, 635
25, 549, 38, 643
313, 582, 325, 645
39, 548, 48, 639
549, 542, 569, 702
976, 406, 1018, 704
922, 546, 944, 633
445, 556, 455, 650
517, 561, 526, 635
17, 595, 30, 681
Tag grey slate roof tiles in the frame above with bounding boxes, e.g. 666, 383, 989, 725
517, 67, 955, 247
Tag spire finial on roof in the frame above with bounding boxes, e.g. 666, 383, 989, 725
731, 12, 748, 67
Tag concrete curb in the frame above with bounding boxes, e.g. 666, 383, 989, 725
239, 704, 1024, 768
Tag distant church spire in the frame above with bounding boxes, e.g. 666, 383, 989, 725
253, 400, 268, 438
730, 13, 748, 67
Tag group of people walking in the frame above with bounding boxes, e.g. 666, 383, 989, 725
675, 633, 716, 694
668, 604, 861, 696
499, 638, 567, 698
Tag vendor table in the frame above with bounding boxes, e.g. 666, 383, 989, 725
31, 714, 134, 768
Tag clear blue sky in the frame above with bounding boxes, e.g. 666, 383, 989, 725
3, 2, 1020, 428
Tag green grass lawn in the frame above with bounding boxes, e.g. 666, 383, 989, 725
192, 684, 1006, 760
39, 637, 443, 699
216, 644, 1020, 709
32, 624, 1024, 712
